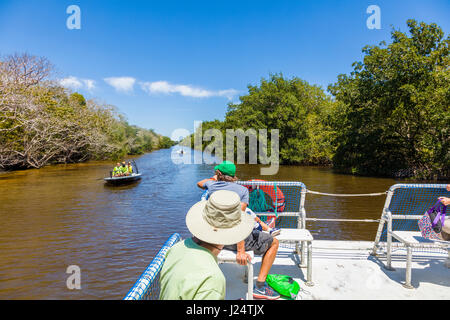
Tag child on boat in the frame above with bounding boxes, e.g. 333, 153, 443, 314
197, 163, 279, 236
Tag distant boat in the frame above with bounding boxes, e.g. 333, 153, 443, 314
104, 173, 142, 185
104, 160, 141, 185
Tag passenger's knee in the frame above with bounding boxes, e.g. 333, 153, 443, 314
272, 238, 279, 249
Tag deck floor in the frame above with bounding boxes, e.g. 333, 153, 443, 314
220, 240, 450, 300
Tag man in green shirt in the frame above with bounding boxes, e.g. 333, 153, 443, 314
159, 190, 254, 300
112, 163, 122, 177
120, 162, 129, 176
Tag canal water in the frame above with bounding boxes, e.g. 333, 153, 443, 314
0, 147, 398, 299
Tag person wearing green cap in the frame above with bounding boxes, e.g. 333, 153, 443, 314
197, 161, 246, 207
196, 161, 280, 300
214, 160, 236, 177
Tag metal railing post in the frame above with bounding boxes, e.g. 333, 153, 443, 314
371, 188, 394, 257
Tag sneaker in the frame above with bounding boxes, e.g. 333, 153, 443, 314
269, 228, 281, 237
253, 282, 280, 300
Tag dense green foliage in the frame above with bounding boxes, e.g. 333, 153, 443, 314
328, 20, 449, 179
0, 53, 175, 170
184, 74, 336, 165
185, 20, 449, 179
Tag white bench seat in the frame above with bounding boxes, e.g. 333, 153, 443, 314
389, 230, 450, 288
392, 231, 450, 247
276, 228, 313, 242
276, 228, 314, 286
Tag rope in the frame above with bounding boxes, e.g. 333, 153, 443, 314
306, 190, 387, 197
249, 188, 274, 213
274, 182, 278, 218
305, 218, 380, 223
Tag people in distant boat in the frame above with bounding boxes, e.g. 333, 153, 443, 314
120, 162, 129, 176
196, 160, 281, 300
159, 190, 254, 300
127, 162, 133, 174
112, 163, 122, 177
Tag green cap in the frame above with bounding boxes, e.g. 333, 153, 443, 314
214, 161, 236, 177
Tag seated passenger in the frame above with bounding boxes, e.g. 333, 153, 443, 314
159, 190, 254, 300
196, 160, 280, 300
197, 164, 278, 235
112, 163, 122, 177
120, 162, 129, 176
127, 162, 133, 174
436, 184, 450, 240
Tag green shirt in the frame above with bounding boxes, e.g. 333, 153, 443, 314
159, 238, 226, 300
120, 165, 128, 173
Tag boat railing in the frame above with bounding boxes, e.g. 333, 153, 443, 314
372, 183, 449, 255
123, 233, 182, 300
236, 180, 307, 230
123, 182, 450, 300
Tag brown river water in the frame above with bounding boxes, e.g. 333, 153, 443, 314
0, 148, 400, 299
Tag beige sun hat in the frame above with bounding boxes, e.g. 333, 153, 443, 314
186, 190, 254, 245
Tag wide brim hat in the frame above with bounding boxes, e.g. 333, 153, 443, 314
186, 190, 254, 245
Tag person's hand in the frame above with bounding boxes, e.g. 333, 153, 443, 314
447, 184, 450, 192
211, 175, 217, 181
439, 197, 450, 206
236, 251, 251, 266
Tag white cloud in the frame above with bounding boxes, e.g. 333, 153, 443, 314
140, 81, 238, 100
104, 77, 136, 93
60, 76, 82, 89
217, 89, 240, 100
59, 76, 96, 91
83, 79, 96, 91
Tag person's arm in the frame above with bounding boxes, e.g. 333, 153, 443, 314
236, 240, 251, 266
439, 197, 450, 206
255, 216, 270, 231
239, 187, 250, 211
438, 185, 450, 206
196, 176, 217, 189
246, 206, 270, 231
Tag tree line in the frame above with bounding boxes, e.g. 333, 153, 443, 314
184, 20, 449, 180
0, 53, 175, 170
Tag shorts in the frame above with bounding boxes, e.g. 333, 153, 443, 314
223, 229, 273, 256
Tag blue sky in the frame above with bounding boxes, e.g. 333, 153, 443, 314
0, 0, 449, 137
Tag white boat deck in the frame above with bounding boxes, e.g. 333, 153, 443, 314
220, 240, 450, 300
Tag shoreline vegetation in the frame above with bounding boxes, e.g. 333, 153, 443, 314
0, 54, 176, 172
182, 20, 449, 180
